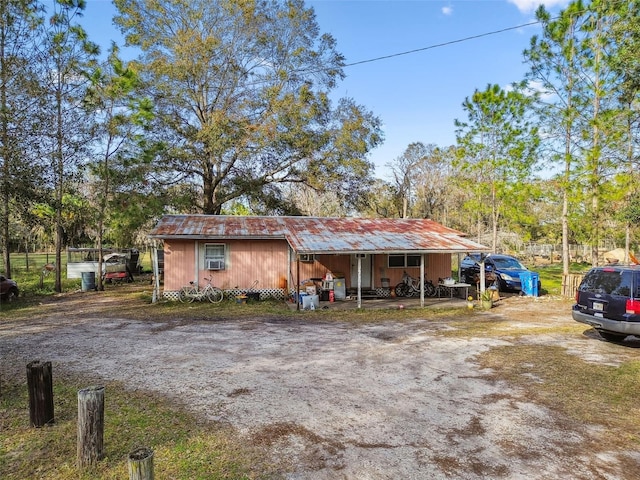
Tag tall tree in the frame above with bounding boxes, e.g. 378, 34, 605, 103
113, 0, 382, 215
524, 1, 587, 275
84, 46, 153, 290
0, 0, 44, 278
38, 0, 98, 291
455, 83, 540, 252
607, 0, 640, 262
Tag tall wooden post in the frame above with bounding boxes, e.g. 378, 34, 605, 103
77, 385, 105, 468
26, 360, 54, 427
128, 447, 154, 480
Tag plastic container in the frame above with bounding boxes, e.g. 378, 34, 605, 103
302, 294, 319, 310
520, 271, 539, 296
81, 271, 95, 292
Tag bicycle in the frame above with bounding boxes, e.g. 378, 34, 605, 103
394, 271, 437, 297
178, 277, 224, 303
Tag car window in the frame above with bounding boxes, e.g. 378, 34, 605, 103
636, 272, 640, 299
580, 269, 632, 296
491, 257, 524, 269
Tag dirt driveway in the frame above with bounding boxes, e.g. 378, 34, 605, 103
2, 291, 639, 479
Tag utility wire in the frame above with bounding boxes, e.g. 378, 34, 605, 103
344, 20, 542, 68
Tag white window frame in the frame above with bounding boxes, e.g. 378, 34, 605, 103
204, 243, 226, 270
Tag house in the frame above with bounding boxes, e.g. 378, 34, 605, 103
148, 214, 488, 305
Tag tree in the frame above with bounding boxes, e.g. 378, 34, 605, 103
38, 0, 98, 291
455, 83, 540, 252
524, 1, 587, 274
384, 142, 455, 221
0, 0, 44, 278
84, 45, 153, 289
113, 0, 382, 215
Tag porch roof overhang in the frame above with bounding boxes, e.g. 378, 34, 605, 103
148, 214, 490, 255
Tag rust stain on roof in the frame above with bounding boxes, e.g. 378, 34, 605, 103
149, 215, 488, 253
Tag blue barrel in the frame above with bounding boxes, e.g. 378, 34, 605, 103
81, 271, 96, 292
520, 271, 539, 296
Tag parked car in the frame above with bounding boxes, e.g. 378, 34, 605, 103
572, 265, 640, 342
460, 253, 539, 293
0, 275, 19, 302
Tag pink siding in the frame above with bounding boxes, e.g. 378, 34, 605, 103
290, 253, 453, 289
164, 240, 196, 291
165, 240, 454, 293
290, 255, 351, 284
163, 239, 289, 292
223, 240, 289, 290
373, 253, 452, 287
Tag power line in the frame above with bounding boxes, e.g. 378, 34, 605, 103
344, 20, 542, 68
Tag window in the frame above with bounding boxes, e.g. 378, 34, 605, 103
299, 254, 315, 263
388, 254, 422, 268
205, 244, 226, 270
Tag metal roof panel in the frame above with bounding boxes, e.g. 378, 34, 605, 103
148, 215, 489, 253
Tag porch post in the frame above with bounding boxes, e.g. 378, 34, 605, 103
357, 255, 362, 309
420, 254, 425, 308
194, 241, 199, 287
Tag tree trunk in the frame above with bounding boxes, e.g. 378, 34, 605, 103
26, 360, 55, 427
77, 385, 105, 469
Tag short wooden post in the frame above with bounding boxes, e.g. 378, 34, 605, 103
26, 360, 54, 427
128, 447, 154, 480
77, 385, 105, 469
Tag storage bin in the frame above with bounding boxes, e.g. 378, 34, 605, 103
520, 271, 539, 296
302, 294, 319, 310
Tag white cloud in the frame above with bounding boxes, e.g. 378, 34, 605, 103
442, 6, 453, 16
507, 0, 570, 13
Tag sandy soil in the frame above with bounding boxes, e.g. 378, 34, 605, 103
2, 291, 640, 479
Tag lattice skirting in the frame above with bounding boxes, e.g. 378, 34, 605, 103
163, 288, 288, 302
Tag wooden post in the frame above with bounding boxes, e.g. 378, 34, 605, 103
562, 274, 584, 298
77, 385, 105, 468
128, 447, 154, 480
26, 360, 54, 427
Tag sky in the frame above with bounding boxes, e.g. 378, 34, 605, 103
78, 0, 571, 179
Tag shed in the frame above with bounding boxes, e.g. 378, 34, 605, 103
148, 214, 489, 305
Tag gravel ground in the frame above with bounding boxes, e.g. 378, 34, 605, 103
2, 292, 639, 479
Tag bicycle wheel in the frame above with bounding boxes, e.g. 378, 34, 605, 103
179, 288, 196, 303
207, 288, 224, 303
424, 281, 436, 297
394, 283, 408, 297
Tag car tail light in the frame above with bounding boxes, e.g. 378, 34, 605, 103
625, 299, 640, 314
575, 290, 579, 303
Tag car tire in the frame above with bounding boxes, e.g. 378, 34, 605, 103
4, 287, 18, 302
598, 331, 628, 342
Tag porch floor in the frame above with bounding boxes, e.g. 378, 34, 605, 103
286, 294, 473, 311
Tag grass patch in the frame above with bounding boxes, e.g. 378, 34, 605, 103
0, 372, 274, 479
441, 314, 586, 338
477, 345, 640, 446
533, 262, 591, 296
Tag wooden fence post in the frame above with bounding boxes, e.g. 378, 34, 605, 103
26, 360, 54, 427
562, 274, 584, 298
128, 447, 154, 480
77, 385, 105, 469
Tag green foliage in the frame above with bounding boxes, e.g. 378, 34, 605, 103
454, 82, 540, 250
113, 0, 382, 215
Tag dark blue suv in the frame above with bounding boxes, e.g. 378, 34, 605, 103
572, 265, 640, 342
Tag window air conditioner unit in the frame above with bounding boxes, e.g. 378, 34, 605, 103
299, 254, 314, 263
206, 259, 224, 270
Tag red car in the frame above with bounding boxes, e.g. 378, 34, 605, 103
0, 275, 19, 302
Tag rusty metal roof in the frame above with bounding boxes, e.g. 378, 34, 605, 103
149, 215, 489, 254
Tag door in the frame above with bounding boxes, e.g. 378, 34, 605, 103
350, 254, 372, 289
